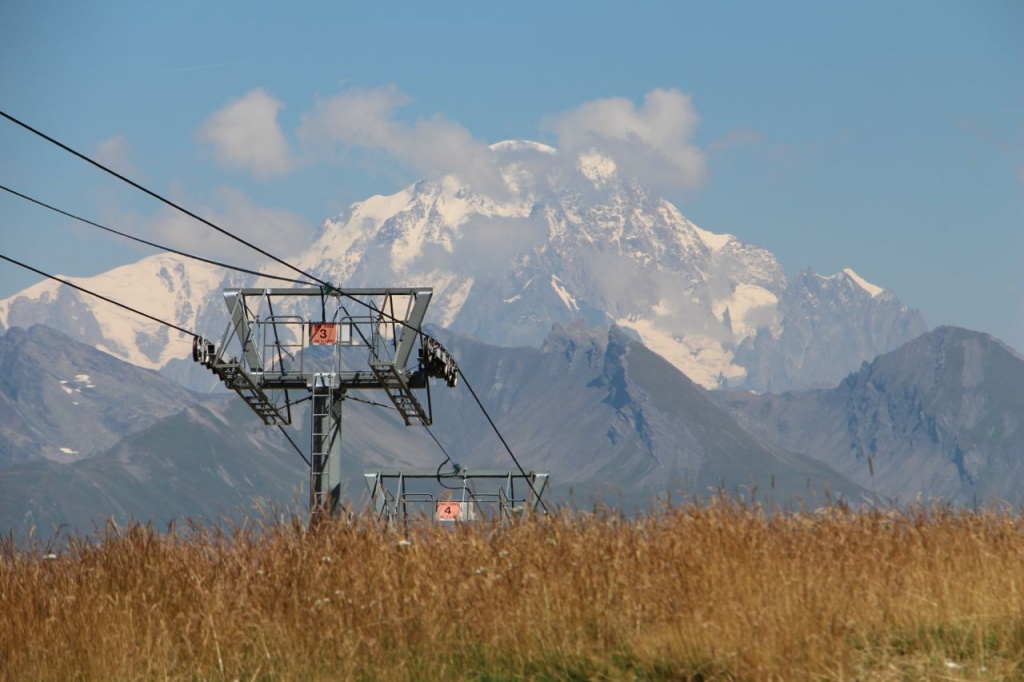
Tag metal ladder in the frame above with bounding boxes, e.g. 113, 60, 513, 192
369, 362, 429, 426
219, 366, 288, 426
310, 375, 335, 510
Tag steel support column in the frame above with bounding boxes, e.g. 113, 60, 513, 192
310, 373, 344, 520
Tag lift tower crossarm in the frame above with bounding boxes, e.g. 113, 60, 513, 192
228, 286, 433, 296
193, 284, 453, 519
224, 290, 264, 373
393, 290, 432, 369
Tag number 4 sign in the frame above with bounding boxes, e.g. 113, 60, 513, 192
436, 501, 462, 520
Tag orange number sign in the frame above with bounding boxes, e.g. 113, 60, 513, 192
309, 323, 338, 345
436, 501, 462, 520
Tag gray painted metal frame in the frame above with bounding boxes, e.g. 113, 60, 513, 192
194, 286, 445, 520
364, 469, 550, 525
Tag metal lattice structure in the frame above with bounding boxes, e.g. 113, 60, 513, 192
364, 469, 550, 525
193, 286, 459, 519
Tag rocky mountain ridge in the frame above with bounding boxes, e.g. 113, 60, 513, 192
0, 322, 869, 536
0, 140, 925, 393
0, 324, 199, 467
716, 326, 1024, 503
3, 318, 1021, 538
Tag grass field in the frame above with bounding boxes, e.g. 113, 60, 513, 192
2, 502, 1023, 680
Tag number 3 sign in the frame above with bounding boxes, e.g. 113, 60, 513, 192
309, 323, 338, 345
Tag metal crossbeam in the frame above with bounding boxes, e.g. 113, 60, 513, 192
193, 285, 463, 520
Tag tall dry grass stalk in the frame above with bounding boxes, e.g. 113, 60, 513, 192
2, 502, 1023, 680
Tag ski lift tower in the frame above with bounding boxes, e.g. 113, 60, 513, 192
192, 286, 458, 521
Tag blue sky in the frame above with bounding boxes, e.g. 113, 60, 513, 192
1, 1, 1021, 351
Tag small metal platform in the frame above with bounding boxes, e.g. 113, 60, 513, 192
364, 469, 550, 525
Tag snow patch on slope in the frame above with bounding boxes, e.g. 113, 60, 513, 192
713, 284, 780, 338
577, 151, 617, 186
551, 275, 579, 312
430, 272, 474, 327
616, 316, 746, 387
843, 268, 884, 297
356, 189, 415, 226
693, 224, 733, 252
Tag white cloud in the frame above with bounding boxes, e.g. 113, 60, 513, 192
297, 85, 507, 196
198, 88, 296, 180
141, 187, 314, 267
414, 214, 549, 277
545, 88, 707, 191
95, 134, 139, 177
194, 85, 709, 200
298, 84, 410, 148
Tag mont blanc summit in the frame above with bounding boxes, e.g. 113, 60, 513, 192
0, 141, 925, 391
291, 140, 925, 390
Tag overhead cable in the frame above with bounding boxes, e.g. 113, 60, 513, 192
0, 109, 328, 287
276, 425, 311, 467
346, 394, 397, 410
0, 252, 198, 338
0, 111, 393, 324
0, 110, 545, 509
0, 183, 314, 286
456, 370, 550, 512
425, 423, 464, 491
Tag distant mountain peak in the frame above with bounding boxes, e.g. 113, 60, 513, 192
0, 141, 927, 393
576, 150, 618, 186
841, 268, 885, 297
723, 324, 1024, 504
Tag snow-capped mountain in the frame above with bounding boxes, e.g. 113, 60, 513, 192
0, 253, 225, 369
291, 140, 925, 390
0, 140, 926, 391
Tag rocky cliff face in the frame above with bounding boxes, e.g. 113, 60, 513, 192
0, 324, 199, 467
423, 322, 866, 507
716, 326, 1024, 503
735, 269, 928, 392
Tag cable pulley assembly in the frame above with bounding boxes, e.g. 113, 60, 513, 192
419, 335, 459, 388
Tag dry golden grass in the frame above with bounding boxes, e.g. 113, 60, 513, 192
2, 502, 1023, 681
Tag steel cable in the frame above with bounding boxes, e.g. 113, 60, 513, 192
1, 109, 546, 511
0, 183, 314, 286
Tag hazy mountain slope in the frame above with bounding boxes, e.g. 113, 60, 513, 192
0, 323, 868, 536
735, 268, 928, 391
716, 327, 1024, 503
0, 398, 306, 537
0, 382, 457, 538
0, 325, 199, 467
0, 142, 925, 393
425, 323, 867, 507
